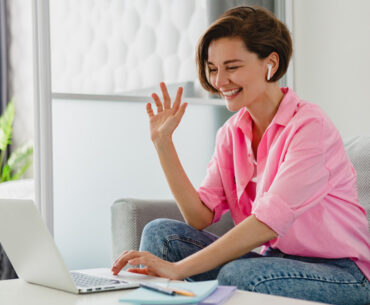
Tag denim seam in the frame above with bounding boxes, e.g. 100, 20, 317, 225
251, 274, 364, 292
162, 234, 207, 261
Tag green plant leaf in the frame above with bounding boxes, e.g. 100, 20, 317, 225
0, 164, 11, 182
0, 99, 33, 182
0, 99, 15, 151
10, 159, 32, 181
5, 143, 33, 181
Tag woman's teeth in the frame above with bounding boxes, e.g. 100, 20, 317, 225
222, 88, 242, 97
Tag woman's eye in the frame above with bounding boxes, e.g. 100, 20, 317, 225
208, 68, 217, 73
226, 66, 239, 70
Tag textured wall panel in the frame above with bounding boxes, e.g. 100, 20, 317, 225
49, 0, 207, 94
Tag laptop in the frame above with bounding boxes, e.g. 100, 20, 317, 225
0, 198, 140, 294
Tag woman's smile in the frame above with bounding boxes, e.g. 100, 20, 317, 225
221, 88, 243, 100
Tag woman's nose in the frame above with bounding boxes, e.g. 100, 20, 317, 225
214, 70, 229, 89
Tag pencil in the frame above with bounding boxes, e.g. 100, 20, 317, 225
172, 288, 196, 297
139, 282, 196, 297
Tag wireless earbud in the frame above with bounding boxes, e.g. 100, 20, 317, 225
267, 64, 272, 81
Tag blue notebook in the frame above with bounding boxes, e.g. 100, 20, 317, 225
119, 280, 218, 304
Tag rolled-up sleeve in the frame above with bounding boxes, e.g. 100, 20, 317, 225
198, 152, 229, 224
252, 118, 332, 236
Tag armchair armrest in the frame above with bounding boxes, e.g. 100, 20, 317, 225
111, 198, 234, 261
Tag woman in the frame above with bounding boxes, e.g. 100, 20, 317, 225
112, 6, 370, 304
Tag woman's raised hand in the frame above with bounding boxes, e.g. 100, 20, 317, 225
146, 82, 188, 143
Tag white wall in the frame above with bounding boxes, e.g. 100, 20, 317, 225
293, 0, 370, 138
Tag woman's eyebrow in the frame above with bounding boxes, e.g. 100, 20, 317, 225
223, 59, 244, 65
207, 59, 244, 65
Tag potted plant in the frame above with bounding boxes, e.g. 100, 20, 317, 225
0, 99, 33, 280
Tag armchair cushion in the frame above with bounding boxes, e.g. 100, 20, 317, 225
344, 136, 370, 228
111, 198, 233, 260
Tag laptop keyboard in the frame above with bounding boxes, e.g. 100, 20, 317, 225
70, 271, 124, 288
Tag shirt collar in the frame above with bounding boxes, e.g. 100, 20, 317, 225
236, 87, 300, 135
271, 87, 300, 127
236, 108, 253, 139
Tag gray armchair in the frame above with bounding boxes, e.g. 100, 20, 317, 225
111, 137, 370, 261
111, 198, 234, 260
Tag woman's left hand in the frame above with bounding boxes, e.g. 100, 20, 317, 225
111, 250, 183, 280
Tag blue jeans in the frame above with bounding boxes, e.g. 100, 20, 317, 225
140, 218, 370, 305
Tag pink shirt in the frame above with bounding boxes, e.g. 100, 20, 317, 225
198, 87, 370, 280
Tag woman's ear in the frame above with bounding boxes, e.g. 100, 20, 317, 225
267, 64, 272, 81
266, 52, 279, 81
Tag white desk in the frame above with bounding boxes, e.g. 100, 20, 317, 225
0, 279, 324, 305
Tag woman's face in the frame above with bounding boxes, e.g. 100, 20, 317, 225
207, 37, 268, 112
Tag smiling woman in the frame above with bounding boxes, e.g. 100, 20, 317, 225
111, 6, 370, 305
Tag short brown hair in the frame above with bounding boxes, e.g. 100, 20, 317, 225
196, 6, 292, 93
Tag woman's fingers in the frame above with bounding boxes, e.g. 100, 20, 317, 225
111, 259, 125, 275
113, 250, 128, 266
174, 102, 188, 122
127, 267, 150, 275
111, 250, 142, 275
150, 84, 185, 116
128, 256, 147, 266
146, 103, 154, 118
152, 93, 163, 113
127, 251, 158, 266
172, 87, 183, 113
127, 254, 164, 278
117, 251, 178, 280
160, 82, 171, 110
